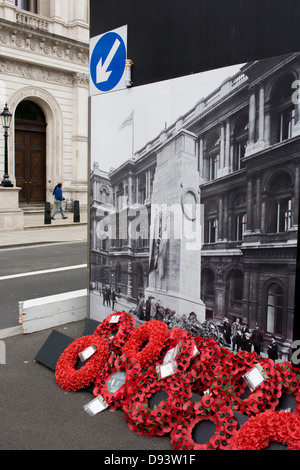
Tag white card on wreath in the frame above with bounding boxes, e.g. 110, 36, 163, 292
244, 364, 268, 391
78, 344, 97, 362
110, 315, 120, 324
84, 396, 108, 416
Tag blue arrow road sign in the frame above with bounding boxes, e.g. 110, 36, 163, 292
90, 31, 127, 93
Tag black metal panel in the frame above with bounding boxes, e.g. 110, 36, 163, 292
90, 0, 300, 87
34, 330, 74, 370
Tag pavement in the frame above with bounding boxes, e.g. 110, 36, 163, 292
0, 209, 173, 452
0, 207, 88, 248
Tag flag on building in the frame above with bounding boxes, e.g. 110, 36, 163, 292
119, 110, 134, 129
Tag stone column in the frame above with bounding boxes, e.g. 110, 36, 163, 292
258, 85, 265, 144
93, 216, 97, 251
72, 73, 89, 202
199, 136, 204, 180
255, 176, 262, 232
220, 123, 225, 169
128, 175, 133, 206
135, 176, 139, 204
50, 2, 62, 19
261, 197, 266, 234
218, 196, 223, 241
264, 101, 272, 146
294, 74, 300, 133
74, 0, 87, 21
246, 178, 254, 232
145, 169, 151, 202
293, 163, 300, 227
223, 192, 229, 241
225, 120, 230, 170
249, 91, 256, 144
114, 187, 117, 210
246, 89, 256, 156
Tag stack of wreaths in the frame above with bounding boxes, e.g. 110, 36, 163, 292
54, 311, 300, 450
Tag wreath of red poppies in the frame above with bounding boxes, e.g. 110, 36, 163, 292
94, 311, 135, 354
202, 350, 282, 416
231, 409, 300, 450
228, 356, 282, 416
122, 320, 169, 369
171, 396, 238, 450
123, 367, 192, 437
93, 353, 143, 410
55, 335, 109, 392
158, 327, 197, 373
53, 312, 300, 451
296, 393, 300, 416
187, 337, 234, 395
273, 361, 300, 416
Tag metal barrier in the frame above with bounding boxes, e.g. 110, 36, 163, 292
44, 201, 51, 224
73, 200, 80, 223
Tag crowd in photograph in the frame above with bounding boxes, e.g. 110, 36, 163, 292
222, 317, 279, 362
91, 283, 280, 363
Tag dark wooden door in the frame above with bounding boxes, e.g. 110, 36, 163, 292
15, 122, 46, 204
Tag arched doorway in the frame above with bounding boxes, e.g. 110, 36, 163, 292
15, 100, 46, 204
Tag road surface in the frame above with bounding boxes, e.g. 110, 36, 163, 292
0, 241, 88, 330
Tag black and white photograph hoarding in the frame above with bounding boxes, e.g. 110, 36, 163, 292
89, 51, 300, 364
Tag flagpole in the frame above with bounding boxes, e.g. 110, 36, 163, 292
119, 109, 134, 159
132, 115, 134, 160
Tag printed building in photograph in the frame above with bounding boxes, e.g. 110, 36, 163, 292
90, 52, 300, 359
0, 0, 89, 209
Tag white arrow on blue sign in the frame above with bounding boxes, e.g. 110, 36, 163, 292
90, 25, 127, 95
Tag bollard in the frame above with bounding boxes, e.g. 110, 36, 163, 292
44, 201, 51, 224
73, 200, 80, 223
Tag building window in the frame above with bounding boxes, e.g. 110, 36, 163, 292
226, 269, 244, 316
272, 73, 297, 144
208, 218, 218, 243
231, 191, 247, 241
267, 172, 293, 233
204, 200, 219, 244
206, 132, 220, 181
100, 187, 109, 204
233, 114, 248, 171
201, 268, 215, 299
15, 0, 38, 13
266, 283, 284, 335
208, 156, 218, 181
233, 270, 243, 301
116, 182, 125, 210
277, 109, 295, 142
234, 213, 247, 240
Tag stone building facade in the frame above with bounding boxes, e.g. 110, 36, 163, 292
90, 52, 300, 359
0, 0, 89, 208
